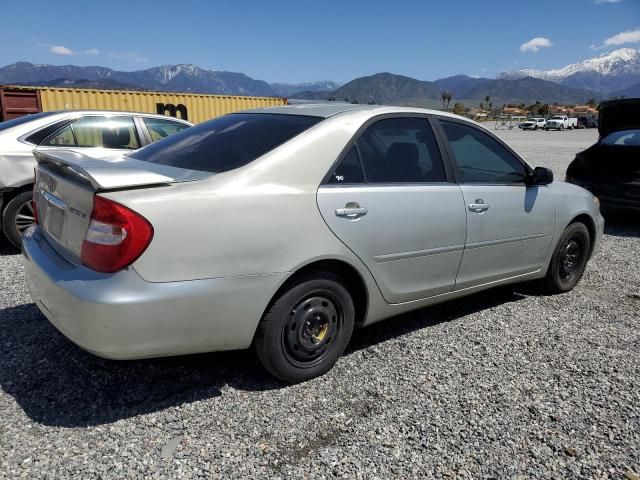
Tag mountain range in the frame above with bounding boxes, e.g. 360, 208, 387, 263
496, 48, 640, 94
0, 48, 637, 107
0, 62, 340, 97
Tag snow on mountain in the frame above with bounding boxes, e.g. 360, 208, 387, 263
496, 48, 640, 93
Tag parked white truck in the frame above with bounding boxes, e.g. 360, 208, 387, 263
544, 115, 578, 131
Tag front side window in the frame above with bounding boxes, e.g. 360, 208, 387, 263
601, 129, 640, 146
42, 116, 140, 149
130, 113, 322, 174
440, 121, 527, 184
356, 117, 446, 183
143, 117, 191, 142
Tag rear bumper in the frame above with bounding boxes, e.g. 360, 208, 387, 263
22, 227, 285, 359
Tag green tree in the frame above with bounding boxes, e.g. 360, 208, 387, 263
484, 96, 491, 108
479, 102, 485, 110
441, 91, 448, 110
453, 102, 465, 115
586, 98, 597, 108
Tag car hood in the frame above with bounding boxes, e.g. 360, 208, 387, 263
598, 98, 640, 137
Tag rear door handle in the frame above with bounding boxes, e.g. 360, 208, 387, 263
468, 200, 490, 213
335, 206, 368, 218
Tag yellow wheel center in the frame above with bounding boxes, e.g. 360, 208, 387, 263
314, 323, 329, 342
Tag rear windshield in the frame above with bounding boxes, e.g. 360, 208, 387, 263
602, 129, 640, 147
0, 112, 58, 133
129, 113, 323, 173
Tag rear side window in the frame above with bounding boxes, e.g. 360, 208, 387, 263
357, 117, 446, 183
130, 113, 323, 173
24, 120, 72, 145
328, 146, 364, 184
143, 117, 191, 142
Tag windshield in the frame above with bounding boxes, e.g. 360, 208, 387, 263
130, 113, 323, 173
602, 129, 640, 147
0, 112, 57, 133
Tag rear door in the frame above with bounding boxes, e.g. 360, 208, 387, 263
436, 119, 555, 289
317, 115, 467, 304
37, 115, 141, 158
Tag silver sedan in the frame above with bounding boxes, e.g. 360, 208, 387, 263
22, 104, 604, 383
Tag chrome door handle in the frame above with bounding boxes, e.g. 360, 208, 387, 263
468, 201, 490, 213
335, 206, 368, 218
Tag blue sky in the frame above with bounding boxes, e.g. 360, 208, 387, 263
1, 0, 638, 83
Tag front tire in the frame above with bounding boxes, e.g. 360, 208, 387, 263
2, 190, 35, 248
545, 222, 591, 293
254, 272, 355, 383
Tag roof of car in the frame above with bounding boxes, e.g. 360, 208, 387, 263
41, 110, 193, 124
243, 103, 466, 120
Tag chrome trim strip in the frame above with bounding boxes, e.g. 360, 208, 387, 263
374, 244, 464, 263
465, 233, 551, 250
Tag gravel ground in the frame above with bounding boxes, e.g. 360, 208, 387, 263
1, 129, 639, 479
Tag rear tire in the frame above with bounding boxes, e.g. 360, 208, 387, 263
545, 222, 590, 293
254, 272, 355, 383
2, 191, 34, 249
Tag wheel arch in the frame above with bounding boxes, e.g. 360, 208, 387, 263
568, 213, 597, 258
263, 258, 370, 329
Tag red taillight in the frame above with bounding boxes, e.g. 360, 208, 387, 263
81, 196, 153, 273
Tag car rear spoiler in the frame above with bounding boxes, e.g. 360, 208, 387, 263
33, 149, 212, 191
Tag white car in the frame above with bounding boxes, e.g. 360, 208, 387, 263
545, 116, 578, 131
519, 118, 546, 130
0, 111, 192, 247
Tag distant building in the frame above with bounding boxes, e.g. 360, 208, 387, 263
467, 108, 489, 119
502, 107, 526, 115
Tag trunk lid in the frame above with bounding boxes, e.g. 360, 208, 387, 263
33, 149, 211, 263
598, 98, 640, 138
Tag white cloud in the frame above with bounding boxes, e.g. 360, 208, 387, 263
50, 45, 75, 55
37, 43, 99, 56
603, 28, 640, 46
593, 0, 622, 3
108, 52, 149, 63
520, 37, 553, 53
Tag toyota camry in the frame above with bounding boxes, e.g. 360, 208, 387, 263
22, 104, 604, 383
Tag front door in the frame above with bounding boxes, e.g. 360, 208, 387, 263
317, 116, 467, 303
437, 120, 555, 289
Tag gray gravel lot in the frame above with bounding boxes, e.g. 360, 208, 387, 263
1, 128, 639, 479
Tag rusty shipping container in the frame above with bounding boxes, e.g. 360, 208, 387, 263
0, 85, 287, 123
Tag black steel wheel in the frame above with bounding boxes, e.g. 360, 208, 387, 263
2, 190, 35, 248
255, 272, 355, 383
545, 222, 590, 293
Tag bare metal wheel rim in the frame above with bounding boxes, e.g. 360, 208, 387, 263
281, 293, 343, 368
559, 237, 583, 282
15, 199, 36, 234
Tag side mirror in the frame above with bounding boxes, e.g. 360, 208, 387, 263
527, 166, 553, 186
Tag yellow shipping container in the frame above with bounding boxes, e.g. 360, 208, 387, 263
13, 86, 287, 124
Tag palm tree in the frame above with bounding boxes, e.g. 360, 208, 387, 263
446, 92, 453, 110
484, 96, 491, 109
441, 91, 448, 110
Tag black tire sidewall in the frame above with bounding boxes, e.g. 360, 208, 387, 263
255, 273, 355, 383
2, 190, 34, 248
546, 223, 591, 293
